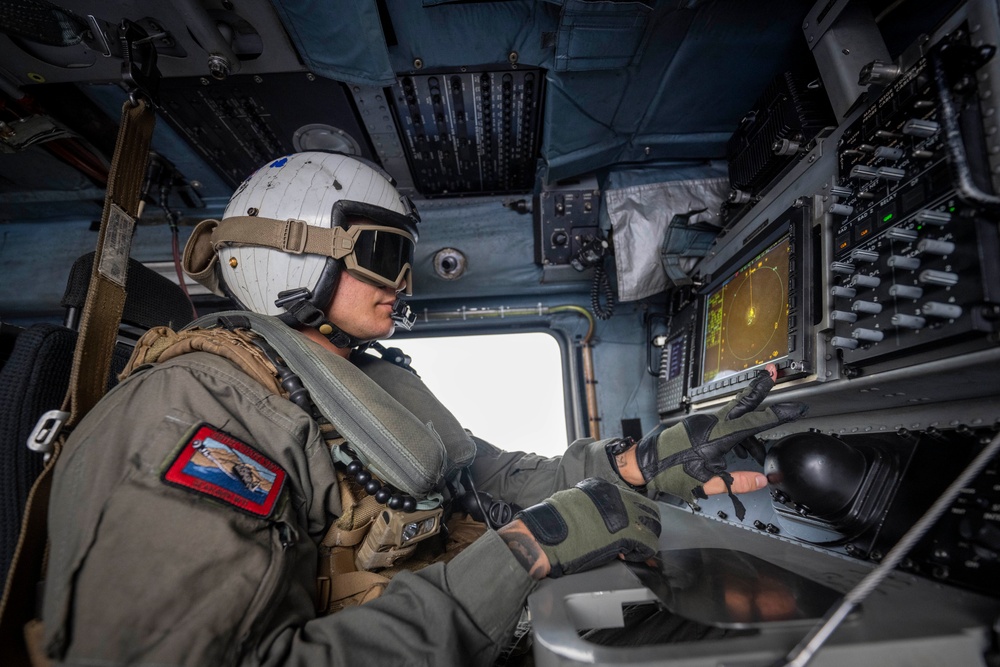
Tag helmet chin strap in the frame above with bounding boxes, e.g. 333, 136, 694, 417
275, 287, 412, 350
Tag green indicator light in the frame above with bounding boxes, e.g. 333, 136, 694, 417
883, 213, 894, 223
949, 206, 956, 212
917, 225, 923, 230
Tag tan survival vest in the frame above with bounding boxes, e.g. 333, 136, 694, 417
121, 325, 486, 614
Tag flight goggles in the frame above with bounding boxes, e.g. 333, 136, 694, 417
204, 199, 419, 294
335, 223, 415, 294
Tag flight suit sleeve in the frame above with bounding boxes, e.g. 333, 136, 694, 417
260, 530, 535, 667
468, 435, 621, 508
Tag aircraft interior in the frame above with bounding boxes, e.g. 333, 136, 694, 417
1, 0, 1000, 665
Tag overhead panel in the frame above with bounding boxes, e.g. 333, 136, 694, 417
388, 67, 544, 197
156, 72, 376, 188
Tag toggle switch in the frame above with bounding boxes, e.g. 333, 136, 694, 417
874, 146, 905, 160
852, 327, 885, 342
902, 118, 940, 137
919, 269, 959, 286
831, 285, 857, 298
886, 227, 918, 242
888, 255, 920, 270
850, 165, 879, 180
892, 313, 926, 329
831, 336, 859, 349
923, 302, 963, 319
876, 166, 907, 181
849, 274, 881, 289
889, 284, 924, 299
915, 210, 952, 226
850, 249, 879, 263
852, 300, 883, 314
831, 309, 859, 322
917, 238, 956, 256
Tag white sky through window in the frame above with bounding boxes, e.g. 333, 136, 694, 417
393, 332, 569, 457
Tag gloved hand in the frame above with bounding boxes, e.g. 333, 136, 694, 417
632, 369, 807, 518
514, 478, 660, 578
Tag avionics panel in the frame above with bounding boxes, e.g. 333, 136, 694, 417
655, 301, 698, 417
828, 25, 1000, 368
689, 204, 813, 403
388, 68, 544, 197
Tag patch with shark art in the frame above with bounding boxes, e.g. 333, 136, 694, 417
163, 424, 286, 518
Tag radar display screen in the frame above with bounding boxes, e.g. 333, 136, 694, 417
701, 235, 790, 384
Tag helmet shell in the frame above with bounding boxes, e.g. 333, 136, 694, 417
218, 152, 411, 316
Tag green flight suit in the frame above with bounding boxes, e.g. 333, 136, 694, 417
41, 344, 620, 666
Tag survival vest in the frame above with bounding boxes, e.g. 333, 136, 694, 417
120, 313, 484, 613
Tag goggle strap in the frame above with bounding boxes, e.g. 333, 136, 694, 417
212, 216, 360, 260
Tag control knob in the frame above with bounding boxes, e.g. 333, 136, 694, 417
849, 274, 881, 289
892, 313, 926, 329
917, 239, 956, 256
888, 255, 920, 270
919, 270, 960, 286
915, 210, 952, 226
831, 336, 859, 349
923, 302, 963, 319
902, 119, 941, 137
874, 146, 905, 160
850, 249, 879, 263
850, 165, 879, 180
852, 328, 885, 342
886, 227, 918, 242
876, 166, 907, 181
852, 300, 883, 314
889, 284, 924, 299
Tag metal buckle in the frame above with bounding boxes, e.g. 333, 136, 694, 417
281, 219, 309, 254
28, 409, 70, 458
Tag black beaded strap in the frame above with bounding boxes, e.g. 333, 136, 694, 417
343, 453, 418, 512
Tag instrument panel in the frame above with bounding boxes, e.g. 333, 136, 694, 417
653, 0, 1000, 607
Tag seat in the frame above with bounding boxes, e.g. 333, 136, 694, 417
0, 252, 195, 587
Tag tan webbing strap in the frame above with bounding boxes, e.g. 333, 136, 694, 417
212, 216, 355, 259
319, 570, 390, 613
64, 98, 155, 422
0, 98, 155, 667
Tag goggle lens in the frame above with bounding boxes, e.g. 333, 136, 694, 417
345, 226, 415, 291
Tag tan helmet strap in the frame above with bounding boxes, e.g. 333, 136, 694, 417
181, 218, 224, 295
211, 216, 355, 259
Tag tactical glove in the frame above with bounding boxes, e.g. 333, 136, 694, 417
515, 478, 661, 578
630, 370, 807, 519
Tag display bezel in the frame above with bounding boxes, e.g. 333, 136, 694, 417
689, 205, 813, 404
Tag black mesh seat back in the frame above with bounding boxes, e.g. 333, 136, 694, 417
0, 324, 133, 587
0, 324, 73, 586
61, 252, 195, 330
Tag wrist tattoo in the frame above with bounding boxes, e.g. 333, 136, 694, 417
500, 530, 548, 580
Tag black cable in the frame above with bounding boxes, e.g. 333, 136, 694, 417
591, 263, 615, 320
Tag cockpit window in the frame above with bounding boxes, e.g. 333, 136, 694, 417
396, 332, 569, 457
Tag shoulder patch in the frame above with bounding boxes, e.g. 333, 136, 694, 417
163, 424, 287, 518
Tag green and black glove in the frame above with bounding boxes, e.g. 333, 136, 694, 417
626, 370, 807, 519
515, 478, 661, 578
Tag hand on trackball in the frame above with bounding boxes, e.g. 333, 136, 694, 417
635, 368, 807, 518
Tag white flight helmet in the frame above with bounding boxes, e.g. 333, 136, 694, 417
183, 152, 419, 346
